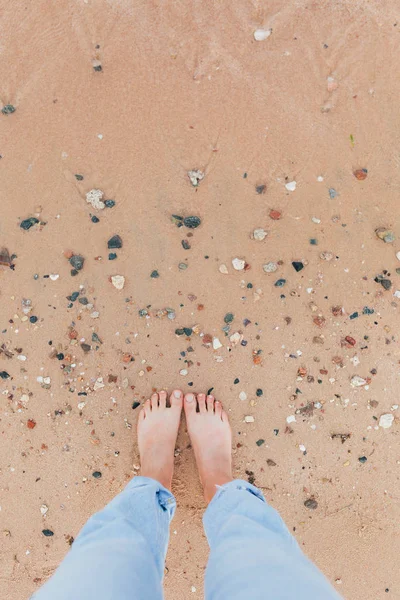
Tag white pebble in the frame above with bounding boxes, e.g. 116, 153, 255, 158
299, 444, 306, 452
379, 413, 394, 429
179, 369, 188, 376
40, 504, 49, 516
219, 264, 229, 274
17, 355, 27, 361
239, 391, 247, 401
393, 290, 400, 299
285, 181, 296, 192
263, 261, 278, 273
111, 275, 125, 290
396, 251, 400, 261
213, 337, 223, 350
77, 402, 86, 410
232, 257, 245, 271
317, 176, 324, 182
254, 28, 272, 41
350, 375, 366, 387
312, 217, 321, 224
244, 415, 255, 423
252, 228, 268, 241
286, 415, 296, 424
49, 274, 59, 281
86, 189, 105, 210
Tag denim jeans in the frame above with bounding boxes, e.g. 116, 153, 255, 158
32, 477, 342, 599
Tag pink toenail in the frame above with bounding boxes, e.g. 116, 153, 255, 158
174, 391, 181, 398
186, 394, 194, 402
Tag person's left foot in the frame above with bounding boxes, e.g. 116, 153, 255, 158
137, 390, 183, 489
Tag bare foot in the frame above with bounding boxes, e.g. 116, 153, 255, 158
184, 393, 233, 503
137, 390, 183, 489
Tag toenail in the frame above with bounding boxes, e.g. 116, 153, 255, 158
186, 394, 194, 402
174, 390, 181, 398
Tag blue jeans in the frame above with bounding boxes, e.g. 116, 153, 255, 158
32, 477, 342, 599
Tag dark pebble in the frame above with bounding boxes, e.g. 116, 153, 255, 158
183, 327, 193, 336
108, 235, 123, 249
310, 238, 318, 245
247, 283, 253, 288
75, 174, 84, 181
256, 439, 265, 447
92, 471, 102, 479
91, 215, 100, 223
255, 184, 266, 194
56, 353, 64, 360
132, 402, 140, 409
304, 498, 318, 510
108, 253, 117, 260
42, 529, 54, 537
2, 104, 16, 115
182, 240, 191, 250
68, 292, 79, 301
29, 316, 38, 323
358, 456, 368, 463
256, 388, 263, 397
183, 216, 201, 229
92, 333, 102, 344
20, 217, 39, 230
380, 279, 392, 290
363, 306, 374, 315
81, 343, 91, 353
105, 200, 116, 208
78, 297, 89, 305
93, 64, 102, 72
292, 261, 304, 272
0, 371, 10, 379
275, 279, 286, 287
329, 188, 337, 199
150, 270, 160, 278
224, 312, 234, 323
234, 378, 239, 384
175, 328, 185, 336
69, 255, 84, 271
349, 312, 359, 320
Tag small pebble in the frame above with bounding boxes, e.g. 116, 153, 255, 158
108, 235, 123, 249
111, 275, 125, 290
187, 170, 204, 187
2, 104, 16, 115
69, 255, 84, 271
92, 471, 102, 479
108, 253, 117, 260
20, 217, 39, 230
254, 28, 272, 41
275, 278, 286, 287
252, 228, 268, 241
232, 258, 245, 271
379, 414, 394, 429
292, 261, 304, 272
285, 181, 296, 192
263, 262, 278, 273
150, 270, 160, 278
304, 498, 318, 510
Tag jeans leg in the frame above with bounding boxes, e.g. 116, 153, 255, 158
203, 480, 342, 600
32, 476, 175, 600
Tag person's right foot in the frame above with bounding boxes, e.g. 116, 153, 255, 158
184, 393, 233, 503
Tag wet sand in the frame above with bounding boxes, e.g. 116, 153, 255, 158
1, 1, 399, 598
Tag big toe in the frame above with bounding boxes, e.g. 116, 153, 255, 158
170, 389, 183, 409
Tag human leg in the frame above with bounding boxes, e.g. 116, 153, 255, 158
32, 390, 183, 600
184, 392, 342, 600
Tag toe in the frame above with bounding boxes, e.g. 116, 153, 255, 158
184, 392, 196, 414
221, 408, 229, 423
138, 407, 146, 422
198, 393, 207, 413
151, 393, 159, 410
170, 389, 183, 409
206, 395, 215, 413
214, 399, 223, 418
144, 399, 151, 416
159, 390, 167, 408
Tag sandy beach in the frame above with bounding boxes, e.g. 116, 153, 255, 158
1, 1, 400, 598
